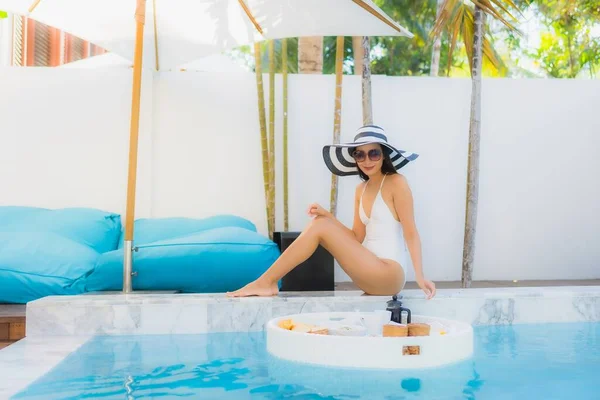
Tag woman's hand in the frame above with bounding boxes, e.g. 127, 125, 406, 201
417, 278, 436, 300
307, 203, 330, 219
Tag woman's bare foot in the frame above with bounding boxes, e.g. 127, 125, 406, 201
226, 279, 279, 297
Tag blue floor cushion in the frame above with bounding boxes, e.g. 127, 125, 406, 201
117, 214, 257, 249
85, 226, 281, 293
0, 206, 122, 254
0, 232, 99, 303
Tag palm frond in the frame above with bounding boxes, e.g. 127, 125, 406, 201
472, 0, 521, 32
432, 0, 521, 76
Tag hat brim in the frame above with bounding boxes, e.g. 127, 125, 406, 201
322, 141, 419, 176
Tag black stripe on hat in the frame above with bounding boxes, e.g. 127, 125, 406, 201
322, 146, 359, 176
396, 158, 409, 169
354, 132, 387, 141
336, 147, 355, 168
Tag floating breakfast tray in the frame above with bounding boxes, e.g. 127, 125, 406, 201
266, 311, 473, 369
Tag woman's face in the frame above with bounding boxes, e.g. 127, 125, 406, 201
352, 143, 383, 177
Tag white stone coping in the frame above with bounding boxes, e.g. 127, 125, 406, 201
24, 286, 600, 336
266, 312, 473, 369
0, 336, 91, 399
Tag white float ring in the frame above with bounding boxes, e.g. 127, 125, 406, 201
266, 312, 474, 369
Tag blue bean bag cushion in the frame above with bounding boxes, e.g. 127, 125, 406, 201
0, 206, 122, 303
0, 232, 99, 303
85, 226, 281, 292
116, 214, 257, 248
0, 206, 122, 254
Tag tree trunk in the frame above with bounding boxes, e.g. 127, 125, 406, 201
254, 42, 271, 238
430, 0, 443, 76
268, 40, 276, 237
462, 5, 485, 288
361, 36, 373, 125
330, 36, 345, 217
298, 36, 323, 74
352, 36, 364, 75
282, 39, 289, 232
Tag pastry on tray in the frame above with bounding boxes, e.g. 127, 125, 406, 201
277, 319, 329, 335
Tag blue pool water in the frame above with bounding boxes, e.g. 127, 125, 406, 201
13, 322, 600, 399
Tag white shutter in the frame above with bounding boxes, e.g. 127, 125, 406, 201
70, 36, 84, 62
33, 21, 50, 66
12, 15, 23, 66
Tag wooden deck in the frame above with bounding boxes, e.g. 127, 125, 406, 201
0, 305, 26, 350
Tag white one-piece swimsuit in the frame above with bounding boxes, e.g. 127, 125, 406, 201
359, 175, 409, 276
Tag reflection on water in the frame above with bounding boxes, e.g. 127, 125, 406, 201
13, 322, 600, 400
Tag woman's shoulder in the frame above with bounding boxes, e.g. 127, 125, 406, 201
385, 173, 410, 192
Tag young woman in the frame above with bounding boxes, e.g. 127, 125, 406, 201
227, 125, 436, 299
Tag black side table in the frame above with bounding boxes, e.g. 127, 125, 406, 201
272, 231, 335, 291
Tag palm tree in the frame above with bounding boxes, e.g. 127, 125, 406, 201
298, 36, 323, 73
360, 36, 373, 125
431, 0, 521, 288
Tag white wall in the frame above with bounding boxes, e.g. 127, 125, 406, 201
0, 67, 598, 283
0, 14, 11, 67
0, 68, 154, 217
475, 78, 600, 280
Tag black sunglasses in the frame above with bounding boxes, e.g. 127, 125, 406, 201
352, 148, 382, 162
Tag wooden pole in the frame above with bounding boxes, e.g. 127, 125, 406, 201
123, 0, 146, 293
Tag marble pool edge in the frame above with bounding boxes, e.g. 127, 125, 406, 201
24, 286, 600, 336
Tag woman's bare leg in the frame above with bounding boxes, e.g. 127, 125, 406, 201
226, 216, 404, 297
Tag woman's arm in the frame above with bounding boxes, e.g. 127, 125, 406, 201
306, 183, 365, 242
390, 174, 436, 299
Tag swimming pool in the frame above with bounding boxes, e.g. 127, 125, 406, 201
11, 321, 600, 399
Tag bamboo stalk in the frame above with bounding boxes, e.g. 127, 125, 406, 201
330, 36, 345, 216
268, 40, 276, 239
282, 38, 289, 232
254, 42, 271, 237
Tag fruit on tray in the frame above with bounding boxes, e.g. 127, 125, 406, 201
277, 319, 329, 335
278, 319, 294, 330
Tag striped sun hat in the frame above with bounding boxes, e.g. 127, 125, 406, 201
322, 125, 419, 176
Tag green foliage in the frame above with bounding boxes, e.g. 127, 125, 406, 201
232, 38, 299, 74
227, 0, 600, 79
370, 0, 448, 76
528, 0, 600, 77
323, 36, 354, 74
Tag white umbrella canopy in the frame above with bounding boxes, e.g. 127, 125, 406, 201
0, 0, 413, 71
60, 52, 250, 73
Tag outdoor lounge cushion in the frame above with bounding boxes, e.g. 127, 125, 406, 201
0, 206, 122, 303
0, 206, 122, 254
85, 225, 281, 293
0, 232, 99, 303
116, 214, 258, 248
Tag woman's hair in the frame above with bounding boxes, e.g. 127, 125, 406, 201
353, 145, 398, 181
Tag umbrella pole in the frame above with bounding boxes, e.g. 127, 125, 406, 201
123, 0, 146, 293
